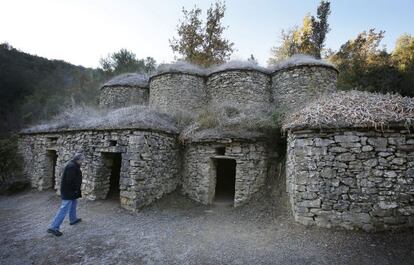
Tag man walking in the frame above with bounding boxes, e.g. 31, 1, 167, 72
47, 153, 84, 237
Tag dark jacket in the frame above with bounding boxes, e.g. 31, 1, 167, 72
60, 161, 82, 200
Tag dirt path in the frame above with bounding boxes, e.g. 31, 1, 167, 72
0, 190, 413, 265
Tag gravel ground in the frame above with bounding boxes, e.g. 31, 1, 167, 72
0, 190, 413, 265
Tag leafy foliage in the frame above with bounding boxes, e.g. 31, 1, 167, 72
170, 0, 234, 66
248, 54, 258, 65
310, 0, 331, 58
328, 29, 414, 96
268, 28, 300, 63
269, 1, 331, 63
0, 43, 104, 135
99, 48, 156, 77
393, 34, 414, 71
392, 34, 414, 96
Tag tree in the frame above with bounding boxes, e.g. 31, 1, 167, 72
329, 29, 403, 94
99, 49, 156, 76
297, 15, 318, 57
268, 1, 331, 63
0, 43, 105, 134
268, 28, 300, 63
248, 54, 258, 65
392, 34, 414, 96
268, 16, 316, 63
169, 6, 204, 64
393, 34, 414, 70
310, 0, 331, 58
200, 1, 234, 66
143, 57, 157, 73
170, 1, 234, 66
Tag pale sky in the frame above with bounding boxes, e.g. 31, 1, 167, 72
1, 0, 413, 68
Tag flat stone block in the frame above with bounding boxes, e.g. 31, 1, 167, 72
334, 135, 360, 143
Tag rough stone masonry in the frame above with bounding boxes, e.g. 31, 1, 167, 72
286, 128, 414, 231
18, 129, 180, 211
18, 55, 414, 231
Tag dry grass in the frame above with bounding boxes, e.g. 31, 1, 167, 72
153, 55, 334, 77
102, 73, 149, 88
268, 54, 336, 72
179, 103, 279, 142
283, 90, 414, 131
22, 105, 179, 134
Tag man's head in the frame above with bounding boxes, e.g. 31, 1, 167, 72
72, 153, 85, 166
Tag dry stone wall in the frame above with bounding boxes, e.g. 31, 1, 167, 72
271, 66, 337, 113
182, 140, 270, 206
286, 128, 414, 231
99, 86, 149, 109
99, 63, 338, 116
18, 129, 180, 211
19, 60, 346, 220
149, 73, 207, 113
206, 70, 271, 110
18, 136, 59, 190
20, 59, 414, 232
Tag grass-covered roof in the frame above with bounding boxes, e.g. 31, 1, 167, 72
101, 73, 149, 88
283, 90, 414, 131
21, 106, 179, 134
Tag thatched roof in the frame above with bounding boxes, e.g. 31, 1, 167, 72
268, 54, 337, 73
283, 90, 414, 131
151, 61, 207, 78
101, 73, 149, 88
207, 60, 270, 75
179, 103, 276, 143
21, 106, 179, 134
180, 127, 268, 143
151, 55, 335, 79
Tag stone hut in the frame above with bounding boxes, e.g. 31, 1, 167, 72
283, 91, 414, 231
149, 63, 207, 113
181, 129, 273, 207
19, 107, 180, 211
18, 55, 414, 231
206, 62, 271, 111
99, 73, 149, 109
270, 55, 338, 112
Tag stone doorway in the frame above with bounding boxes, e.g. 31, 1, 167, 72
101, 152, 122, 200
214, 158, 236, 205
45, 150, 57, 190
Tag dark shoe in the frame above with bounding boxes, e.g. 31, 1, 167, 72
70, 218, 82, 225
47, 228, 63, 237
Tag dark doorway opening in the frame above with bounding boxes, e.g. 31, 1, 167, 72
106, 153, 122, 200
46, 150, 57, 190
214, 159, 236, 203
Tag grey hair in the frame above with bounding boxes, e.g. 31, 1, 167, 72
71, 153, 85, 162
